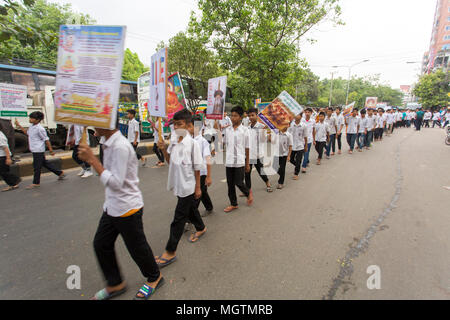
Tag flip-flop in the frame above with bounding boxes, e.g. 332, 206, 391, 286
189, 229, 207, 243
224, 206, 239, 213
134, 278, 165, 300
26, 185, 40, 190
156, 256, 177, 268
2, 185, 19, 192
91, 286, 127, 300
266, 186, 273, 193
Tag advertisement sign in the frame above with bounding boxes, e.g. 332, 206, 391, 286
54, 25, 126, 129
258, 91, 303, 131
206, 76, 227, 120
0, 83, 28, 117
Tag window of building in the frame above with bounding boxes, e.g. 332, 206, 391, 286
443, 44, 450, 50
446, 26, 450, 31
444, 35, 450, 40
37, 74, 56, 90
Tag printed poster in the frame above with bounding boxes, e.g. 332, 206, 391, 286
365, 97, 378, 109
149, 48, 168, 118
167, 72, 186, 119
206, 76, 227, 120
0, 83, 28, 117
258, 91, 303, 131
343, 102, 356, 118
54, 25, 126, 129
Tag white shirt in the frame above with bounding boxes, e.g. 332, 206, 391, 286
424, 112, 432, 120
248, 122, 266, 161
289, 121, 307, 151
242, 117, 250, 127
272, 131, 293, 157
194, 134, 211, 176
301, 118, 316, 144
346, 116, 359, 134
99, 131, 144, 217
366, 115, 376, 131
167, 134, 204, 198
314, 121, 329, 142
432, 112, 440, 121
127, 118, 140, 143
203, 119, 217, 137
325, 115, 337, 135
358, 117, 368, 133
220, 116, 232, 132
386, 113, 394, 125
376, 114, 385, 128
336, 114, 345, 132
224, 125, 250, 168
0, 131, 11, 157
28, 123, 49, 153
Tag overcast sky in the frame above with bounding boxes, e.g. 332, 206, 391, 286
51, 0, 436, 89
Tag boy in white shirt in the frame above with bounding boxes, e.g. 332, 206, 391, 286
77, 121, 164, 301
432, 110, 441, 128
375, 108, 386, 141
313, 111, 329, 165
15, 112, 65, 189
156, 109, 207, 266
289, 113, 308, 180
357, 109, 368, 152
269, 126, 293, 189
242, 111, 250, 127
365, 108, 376, 149
346, 108, 359, 154
335, 107, 345, 155
66, 124, 93, 178
301, 108, 315, 173
0, 129, 21, 192
127, 109, 147, 167
325, 108, 338, 158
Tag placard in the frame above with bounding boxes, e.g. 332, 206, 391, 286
365, 97, 378, 109
149, 48, 168, 118
258, 91, 303, 131
167, 72, 186, 119
206, 76, 227, 120
0, 83, 28, 117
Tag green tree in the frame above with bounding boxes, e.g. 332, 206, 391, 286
190, 0, 342, 108
0, 0, 94, 67
413, 70, 449, 108
121, 49, 149, 82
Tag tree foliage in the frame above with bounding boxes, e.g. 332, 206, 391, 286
122, 49, 149, 82
413, 70, 449, 108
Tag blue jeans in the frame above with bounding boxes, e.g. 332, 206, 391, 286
302, 143, 312, 168
346, 134, 357, 151
365, 131, 373, 147
325, 134, 336, 157
357, 133, 366, 149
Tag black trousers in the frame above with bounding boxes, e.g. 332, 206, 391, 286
131, 143, 142, 160
93, 209, 160, 287
72, 145, 91, 169
315, 141, 326, 160
244, 158, 269, 190
196, 175, 213, 211
32, 152, 62, 185
166, 194, 205, 253
226, 167, 250, 206
415, 119, 423, 131
336, 133, 342, 151
153, 144, 164, 163
290, 150, 304, 176
0, 119, 15, 156
274, 156, 288, 185
0, 157, 20, 186
424, 120, 430, 128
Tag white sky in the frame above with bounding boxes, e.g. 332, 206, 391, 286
51, 0, 436, 89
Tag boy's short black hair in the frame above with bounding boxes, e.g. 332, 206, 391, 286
319, 111, 326, 117
305, 108, 313, 113
352, 108, 359, 113
247, 108, 258, 115
127, 109, 136, 116
231, 106, 244, 117
29, 111, 44, 121
360, 109, 367, 115
173, 109, 193, 124
336, 107, 342, 111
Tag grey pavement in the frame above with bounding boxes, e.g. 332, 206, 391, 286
0, 127, 449, 300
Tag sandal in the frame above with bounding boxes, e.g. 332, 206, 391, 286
189, 228, 207, 243
91, 286, 127, 300
26, 184, 40, 190
224, 206, 239, 213
266, 186, 273, 193
155, 256, 177, 268
134, 278, 165, 300
2, 185, 19, 192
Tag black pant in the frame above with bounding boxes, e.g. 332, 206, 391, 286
274, 156, 287, 185
72, 145, 91, 169
196, 175, 213, 211
433, 120, 441, 128
0, 157, 20, 186
244, 158, 268, 190
424, 120, 430, 128
290, 150, 304, 176
32, 152, 62, 185
131, 143, 142, 160
0, 119, 15, 156
336, 133, 342, 151
153, 144, 164, 163
415, 119, 423, 131
99, 144, 104, 165
315, 141, 326, 159
93, 209, 160, 287
166, 194, 205, 253
226, 167, 250, 206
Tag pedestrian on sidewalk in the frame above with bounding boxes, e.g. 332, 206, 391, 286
288, 112, 308, 181
127, 109, 147, 167
313, 112, 329, 165
0, 130, 21, 192
346, 108, 359, 154
415, 108, 424, 131
15, 112, 66, 190
155, 109, 207, 268
66, 124, 93, 178
77, 124, 164, 301
245, 108, 272, 193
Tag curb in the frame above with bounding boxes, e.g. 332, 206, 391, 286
10, 143, 157, 178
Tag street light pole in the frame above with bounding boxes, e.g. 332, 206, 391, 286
344, 59, 370, 105
329, 70, 337, 108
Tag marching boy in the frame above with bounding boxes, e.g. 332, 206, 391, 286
127, 109, 147, 167
269, 126, 293, 189
77, 123, 164, 300
15, 112, 66, 189
156, 109, 207, 267
288, 113, 308, 180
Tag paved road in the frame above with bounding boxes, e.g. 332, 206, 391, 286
1, 127, 449, 300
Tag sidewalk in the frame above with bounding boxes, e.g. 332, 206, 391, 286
10, 141, 158, 178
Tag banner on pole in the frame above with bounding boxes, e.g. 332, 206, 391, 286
343, 101, 356, 118
365, 97, 378, 109
149, 48, 168, 118
206, 76, 227, 120
0, 83, 28, 117
258, 91, 303, 132
54, 25, 126, 129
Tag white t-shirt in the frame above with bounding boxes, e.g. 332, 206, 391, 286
424, 112, 432, 120
336, 114, 345, 132
346, 116, 359, 134
432, 112, 440, 121
314, 122, 329, 142
224, 125, 250, 168
28, 123, 49, 153
127, 118, 140, 144
301, 118, 316, 144
366, 115, 376, 131
358, 117, 368, 133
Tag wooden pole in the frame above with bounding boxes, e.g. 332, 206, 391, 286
158, 117, 163, 142
80, 127, 88, 145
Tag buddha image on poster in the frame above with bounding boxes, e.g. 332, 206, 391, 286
167, 72, 186, 119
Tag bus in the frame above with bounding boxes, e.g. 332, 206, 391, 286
0, 62, 138, 153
